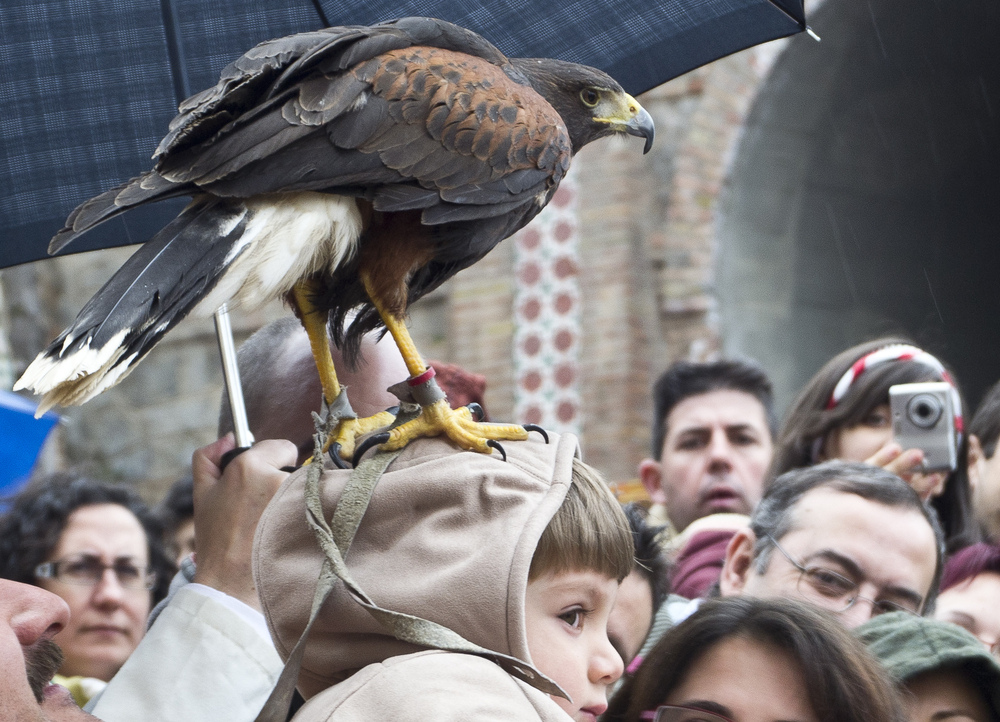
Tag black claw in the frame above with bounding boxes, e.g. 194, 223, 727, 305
523, 424, 549, 444
466, 403, 485, 421
354, 432, 391, 467
327, 442, 352, 470
384, 406, 400, 416
486, 440, 507, 462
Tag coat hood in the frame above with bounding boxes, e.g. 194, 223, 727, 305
253, 433, 580, 699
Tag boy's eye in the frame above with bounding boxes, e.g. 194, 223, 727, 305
558, 609, 583, 628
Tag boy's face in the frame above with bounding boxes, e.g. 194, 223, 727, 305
525, 569, 624, 722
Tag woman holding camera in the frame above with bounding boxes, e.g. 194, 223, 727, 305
770, 337, 977, 551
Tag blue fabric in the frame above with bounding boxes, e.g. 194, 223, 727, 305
0, 0, 804, 269
0, 390, 58, 495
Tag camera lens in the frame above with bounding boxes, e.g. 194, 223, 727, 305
906, 393, 943, 429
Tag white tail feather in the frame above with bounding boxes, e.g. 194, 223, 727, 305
14, 329, 129, 394
15, 191, 364, 410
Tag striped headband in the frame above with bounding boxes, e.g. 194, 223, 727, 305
826, 344, 963, 436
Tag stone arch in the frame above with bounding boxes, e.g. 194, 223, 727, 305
645, 51, 777, 365
718, 0, 1000, 409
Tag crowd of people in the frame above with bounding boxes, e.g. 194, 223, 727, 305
3, 324, 1000, 722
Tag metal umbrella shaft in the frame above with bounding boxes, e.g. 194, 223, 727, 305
214, 304, 254, 450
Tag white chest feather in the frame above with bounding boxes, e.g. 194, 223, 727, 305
194, 191, 363, 315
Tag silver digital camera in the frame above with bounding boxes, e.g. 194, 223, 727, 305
888, 382, 957, 473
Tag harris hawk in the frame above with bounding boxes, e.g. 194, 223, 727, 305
15, 16, 654, 463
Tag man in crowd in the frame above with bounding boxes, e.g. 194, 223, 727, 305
968, 379, 1000, 541
218, 315, 409, 464
0, 577, 99, 721
0, 436, 294, 722
638, 461, 943, 660
607, 504, 669, 666
719, 461, 943, 628
639, 359, 776, 535
860, 611, 1000, 721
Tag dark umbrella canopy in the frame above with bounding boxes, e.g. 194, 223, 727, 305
0, 0, 805, 269
319, 0, 806, 97
0, 0, 324, 268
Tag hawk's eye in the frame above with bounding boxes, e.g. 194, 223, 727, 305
580, 88, 600, 107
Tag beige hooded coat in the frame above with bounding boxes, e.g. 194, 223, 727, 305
253, 433, 582, 721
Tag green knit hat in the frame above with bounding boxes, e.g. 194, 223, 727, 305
857, 612, 1000, 717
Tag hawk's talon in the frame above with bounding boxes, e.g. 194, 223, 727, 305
354, 432, 392, 466
314, 408, 396, 466
327, 441, 352, 470
486, 440, 507, 462
523, 424, 549, 444
466, 403, 485, 422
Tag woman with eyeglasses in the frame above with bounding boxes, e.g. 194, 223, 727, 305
0, 473, 172, 705
603, 596, 905, 722
771, 337, 977, 552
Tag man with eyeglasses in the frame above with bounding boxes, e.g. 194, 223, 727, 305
637, 461, 944, 661
720, 460, 943, 628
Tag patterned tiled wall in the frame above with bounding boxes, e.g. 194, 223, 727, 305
512, 167, 582, 434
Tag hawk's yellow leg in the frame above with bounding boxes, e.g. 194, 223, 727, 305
291, 281, 394, 461
363, 276, 528, 455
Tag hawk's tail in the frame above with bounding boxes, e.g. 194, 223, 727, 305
49, 171, 191, 255
15, 197, 251, 415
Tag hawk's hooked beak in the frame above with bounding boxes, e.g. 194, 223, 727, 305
624, 94, 655, 154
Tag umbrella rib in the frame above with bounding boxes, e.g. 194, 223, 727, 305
764, 0, 807, 30
308, 0, 331, 29
159, 0, 192, 104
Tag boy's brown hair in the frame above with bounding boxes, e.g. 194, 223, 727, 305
529, 458, 633, 582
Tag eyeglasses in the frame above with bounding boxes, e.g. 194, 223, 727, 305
35, 554, 156, 591
640, 705, 735, 722
766, 535, 921, 616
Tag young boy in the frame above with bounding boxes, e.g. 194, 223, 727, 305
253, 433, 633, 721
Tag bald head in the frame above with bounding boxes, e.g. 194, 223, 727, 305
219, 316, 408, 461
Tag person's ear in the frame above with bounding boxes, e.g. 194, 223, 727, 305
639, 458, 667, 504
719, 528, 757, 596
968, 434, 984, 494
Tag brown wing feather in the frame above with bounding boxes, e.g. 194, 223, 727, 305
150, 42, 573, 236
360, 46, 572, 207
150, 22, 574, 358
